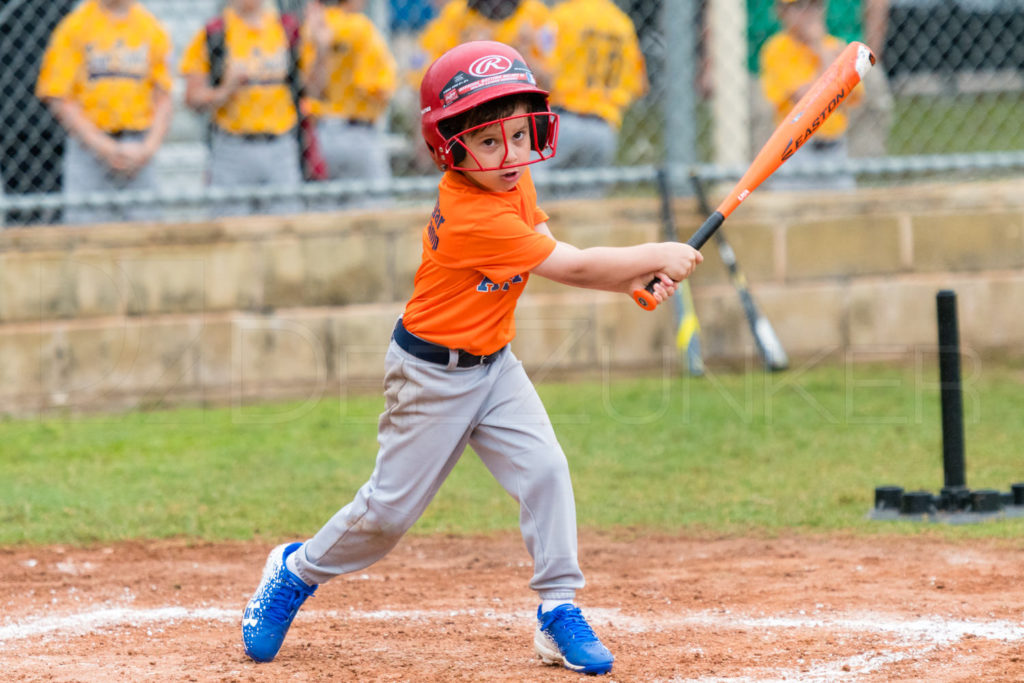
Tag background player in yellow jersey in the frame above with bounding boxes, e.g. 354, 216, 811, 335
180, 0, 305, 217
531, 0, 647, 187
35, 0, 173, 225
758, 0, 863, 191
413, 0, 555, 88
399, 0, 554, 172
302, 0, 398, 201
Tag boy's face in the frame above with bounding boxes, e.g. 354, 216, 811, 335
233, 0, 266, 14
777, 0, 826, 43
458, 104, 534, 192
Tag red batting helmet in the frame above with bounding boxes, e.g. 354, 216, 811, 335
419, 40, 558, 171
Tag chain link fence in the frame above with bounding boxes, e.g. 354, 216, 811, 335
1, 0, 1023, 226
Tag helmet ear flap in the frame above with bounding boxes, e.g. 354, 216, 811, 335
425, 143, 449, 171
447, 135, 469, 168
531, 115, 548, 153
531, 112, 558, 156
526, 94, 556, 154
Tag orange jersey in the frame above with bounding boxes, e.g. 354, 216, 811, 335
300, 6, 397, 121
179, 6, 299, 135
759, 33, 862, 139
35, 0, 172, 132
548, 0, 648, 128
403, 169, 555, 356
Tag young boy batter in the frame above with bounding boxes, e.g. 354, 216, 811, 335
241, 40, 701, 676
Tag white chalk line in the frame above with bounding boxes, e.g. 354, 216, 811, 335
0, 606, 235, 644
2, 606, 1021, 681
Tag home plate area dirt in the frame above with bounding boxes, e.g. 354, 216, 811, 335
2, 532, 1023, 682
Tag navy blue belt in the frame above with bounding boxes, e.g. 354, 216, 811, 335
392, 319, 503, 368
321, 117, 373, 128
217, 129, 286, 142
810, 138, 841, 150
107, 130, 147, 140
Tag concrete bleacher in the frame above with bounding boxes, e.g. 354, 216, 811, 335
2, 178, 1023, 414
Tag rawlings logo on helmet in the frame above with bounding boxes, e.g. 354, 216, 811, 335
438, 55, 535, 108
468, 55, 513, 77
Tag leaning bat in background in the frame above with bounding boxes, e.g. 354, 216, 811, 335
657, 168, 705, 376
632, 41, 876, 311
691, 172, 788, 371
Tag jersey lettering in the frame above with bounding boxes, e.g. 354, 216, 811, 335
476, 273, 524, 293
330, 41, 352, 57
86, 42, 151, 81
241, 47, 289, 86
427, 202, 444, 250
581, 30, 624, 89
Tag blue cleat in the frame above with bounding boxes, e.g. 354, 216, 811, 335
534, 604, 614, 675
242, 542, 317, 662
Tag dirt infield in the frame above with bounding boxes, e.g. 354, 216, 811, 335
2, 531, 1023, 682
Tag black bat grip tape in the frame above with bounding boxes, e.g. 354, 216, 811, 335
686, 212, 725, 250
640, 212, 724, 295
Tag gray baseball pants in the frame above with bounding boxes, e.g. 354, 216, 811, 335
63, 133, 159, 225
316, 117, 390, 182
208, 129, 303, 217
312, 117, 392, 211
291, 335, 584, 601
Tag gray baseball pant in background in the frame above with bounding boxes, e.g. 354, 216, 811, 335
313, 117, 392, 211
63, 133, 159, 225
208, 129, 303, 218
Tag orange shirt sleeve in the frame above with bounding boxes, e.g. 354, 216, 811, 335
431, 204, 554, 285
36, 17, 80, 99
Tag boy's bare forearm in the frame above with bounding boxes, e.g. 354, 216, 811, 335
535, 242, 696, 293
574, 245, 663, 291
48, 99, 113, 154
143, 90, 173, 157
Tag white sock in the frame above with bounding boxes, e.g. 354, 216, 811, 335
285, 547, 312, 585
541, 599, 573, 614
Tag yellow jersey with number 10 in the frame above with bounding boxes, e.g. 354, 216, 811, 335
547, 0, 647, 129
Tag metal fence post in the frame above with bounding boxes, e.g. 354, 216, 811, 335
708, 0, 750, 166
663, 0, 698, 181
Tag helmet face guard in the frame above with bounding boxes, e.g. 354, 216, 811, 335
442, 110, 559, 172
420, 41, 559, 171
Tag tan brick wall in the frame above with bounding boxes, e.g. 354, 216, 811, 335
1, 178, 1022, 414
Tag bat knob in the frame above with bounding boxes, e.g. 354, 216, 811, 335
631, 288, 658, 311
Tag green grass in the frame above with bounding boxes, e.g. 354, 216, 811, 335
616, 91, 1024, 166
3, 358, 1024, 546
888, 92, 1024, 155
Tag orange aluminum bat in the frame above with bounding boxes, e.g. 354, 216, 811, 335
633, 41, 876, 311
